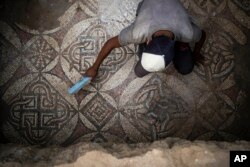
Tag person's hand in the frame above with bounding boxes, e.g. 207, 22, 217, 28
85, 66, 98, 80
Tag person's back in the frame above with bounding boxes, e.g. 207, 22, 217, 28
119, 0, 202, 46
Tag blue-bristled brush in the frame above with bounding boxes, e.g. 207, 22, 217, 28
68, 76, 92, 94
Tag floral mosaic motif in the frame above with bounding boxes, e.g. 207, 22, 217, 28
25, 37, 58, 71
0, 0, 249, 144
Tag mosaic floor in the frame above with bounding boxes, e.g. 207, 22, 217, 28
0, 0, 249, 145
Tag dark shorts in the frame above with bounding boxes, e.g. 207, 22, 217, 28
134, 42, 194, 77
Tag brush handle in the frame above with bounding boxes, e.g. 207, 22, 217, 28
68, 77, 92, 94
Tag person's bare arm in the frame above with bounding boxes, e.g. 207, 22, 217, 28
85, 36, 121, 79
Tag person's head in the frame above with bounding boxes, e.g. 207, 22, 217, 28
135, 36, 175, 77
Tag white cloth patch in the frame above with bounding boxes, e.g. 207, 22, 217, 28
141, 53, 165, 72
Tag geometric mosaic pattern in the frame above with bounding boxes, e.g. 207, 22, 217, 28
0, 0, 249, 145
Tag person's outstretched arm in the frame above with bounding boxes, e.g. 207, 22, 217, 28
85, 36, 121, 79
